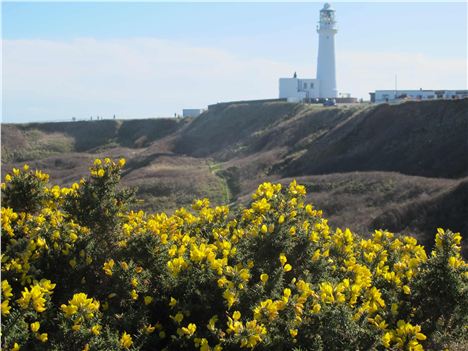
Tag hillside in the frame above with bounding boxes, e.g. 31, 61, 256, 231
176, 99, 468, 178
2, 99, 468, 255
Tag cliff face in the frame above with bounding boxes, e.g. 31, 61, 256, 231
2, 99, 468, 255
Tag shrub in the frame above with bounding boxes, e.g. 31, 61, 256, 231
1, 159, 467, 350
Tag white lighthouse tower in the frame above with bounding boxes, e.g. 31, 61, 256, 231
278, 3, 340, 102
316, 3, 338, 98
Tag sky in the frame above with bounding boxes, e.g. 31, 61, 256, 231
2, 1, 467, 123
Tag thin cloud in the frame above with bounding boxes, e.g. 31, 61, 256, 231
3, 38, 466, 122
3, 38, 293, 121
337, 50, 467, 98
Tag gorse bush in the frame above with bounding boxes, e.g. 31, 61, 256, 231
1, 159, 467, 351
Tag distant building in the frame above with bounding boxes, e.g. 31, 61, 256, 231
279, 75, 320, 102
182, 109, 204, 117
279, 3, 338, 101
370, 89, 468, 103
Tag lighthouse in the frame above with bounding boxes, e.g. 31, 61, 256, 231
316, 3, 338, 98
279, 3, 341, 102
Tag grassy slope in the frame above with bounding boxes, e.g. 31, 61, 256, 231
1, 118, 225, 212
2, 100, 468, 254
178, 99, 467, 179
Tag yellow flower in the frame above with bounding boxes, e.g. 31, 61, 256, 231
233, 311, 241, 320
2, 280, 13, 299
61, 304, 78, 317
30, 322, 40, 333
208, 315, 218, 331
130, 289, 138, 300
289, 180, 306, 196
2, 300, 11, 316
10, 342, 20, 351
36, 333, 48, 343
260, 273, 269, 283
416, 332, 427, 341
261, 224, 268, 234
171, 312, 184, 324
91, 324, 102, 335
118, 158, 126, 167
283, 264, 292, 272
169, 297, 177, 307
103, 259, 115, 276
97, 169, 105, 177
382, 332, 392, 347
120, 261, 129, 271
289, 329, 298, 338
391, 303, 399, 316
61, 293, 99, 318
181, 323, 197, 337
93, 159, 102, 166
120, 331, 133, 349
279, 253, 287, 266
312, 249, 321, 261
17, 285, 48, 313
223, 289, 237, 308
143, 324, 156, 334
69, 259, 77, 268
144, 296, 153, 305
403, 285, 411, 295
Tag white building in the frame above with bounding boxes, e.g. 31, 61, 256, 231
370, 90, 468, 103
182, 109, 204, 117
279, 3, 338, 101
279, 75, 320, 102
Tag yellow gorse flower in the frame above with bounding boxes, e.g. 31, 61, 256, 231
120, 331, 133, 348
279, 253, 287, 266
1, 160, 466, 350
103, 259, 115, 276
181, 323, 197, 337
17, 281, 55, 313
91, 324, 102, 335
30, 321, 40, 333
36, 333, 48, 343
60, 293, 99, 318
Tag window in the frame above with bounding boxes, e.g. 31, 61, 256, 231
310, 83, 314, 89
303, 83, 307, 89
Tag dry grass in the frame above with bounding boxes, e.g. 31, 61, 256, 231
2, 99, 467, 255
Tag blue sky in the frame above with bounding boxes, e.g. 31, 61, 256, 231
3, 1, 467, 122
